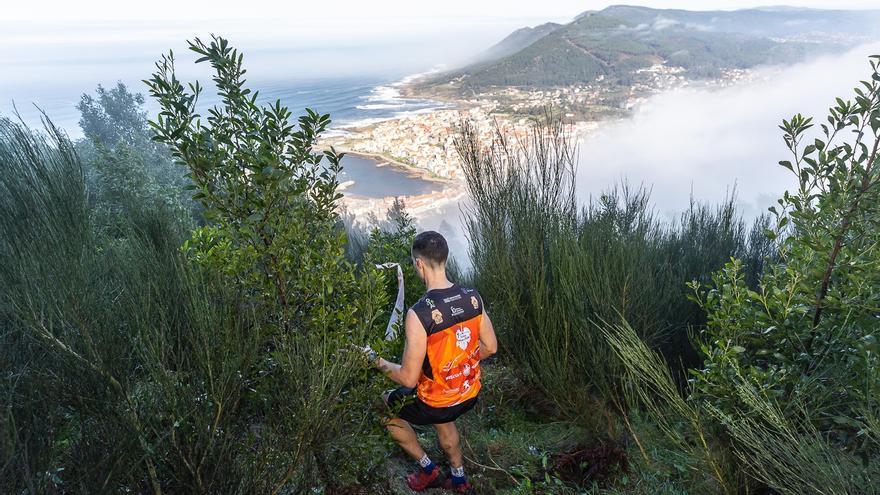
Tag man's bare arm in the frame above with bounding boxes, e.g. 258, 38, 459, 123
376, 309, 427, 388
479, 309, 498, 360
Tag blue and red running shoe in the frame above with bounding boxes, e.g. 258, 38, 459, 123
441, 478, 476, 494
406, 465, 441, 491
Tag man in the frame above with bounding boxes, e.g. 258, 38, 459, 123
366, 231, 497, 493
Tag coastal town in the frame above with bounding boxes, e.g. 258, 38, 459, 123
326, 63, 758, 221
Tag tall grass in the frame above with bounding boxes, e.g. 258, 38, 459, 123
604, 319, 880, 495
0, 116, 387, 493
455, 113, 771, 426
0, 117, 260, 493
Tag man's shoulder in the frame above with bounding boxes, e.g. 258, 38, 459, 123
457, 286, 483, 307
459, 286, 479, 297
410, 294, 434, 312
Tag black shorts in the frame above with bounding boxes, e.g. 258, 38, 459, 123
385, 387, 477, 426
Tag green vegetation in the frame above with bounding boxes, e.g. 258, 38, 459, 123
2, 37, 879, 494
456, 58, 880, 493
1, 38, 393, 494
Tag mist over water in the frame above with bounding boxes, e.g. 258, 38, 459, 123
436, 43, 880, 269
576, 42, 880, 220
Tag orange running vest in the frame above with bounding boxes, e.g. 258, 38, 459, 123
410, 284, 483, 408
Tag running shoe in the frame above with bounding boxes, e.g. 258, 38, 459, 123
441, 478, 476, 494
405, 465, 441, 491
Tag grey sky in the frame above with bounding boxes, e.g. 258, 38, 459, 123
6, 1, 879, 23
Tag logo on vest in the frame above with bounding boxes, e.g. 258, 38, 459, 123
463, 363, 471, 377
471, 296, 479, 309
431, 309, 443, 324
455, 327, 471, 350
443, 294, 462, 303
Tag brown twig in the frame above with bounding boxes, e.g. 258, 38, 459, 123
463, 436, 519, 485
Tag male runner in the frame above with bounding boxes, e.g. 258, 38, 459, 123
366, 231, 497, 493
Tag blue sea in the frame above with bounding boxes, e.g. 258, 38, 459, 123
1, 67, 449, 198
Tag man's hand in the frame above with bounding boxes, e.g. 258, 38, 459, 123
351, 344, 379, 366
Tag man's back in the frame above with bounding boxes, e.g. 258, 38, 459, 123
371, 230, 496, 494
410, 284, 484, 408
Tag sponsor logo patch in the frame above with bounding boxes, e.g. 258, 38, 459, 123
443, 294, 462, 303
471, 296, 479, 309
431, 309, 443, 324
455, 327, 471, 350
442, 358, 459, 373
451, 306, 464, 316
425, 298, 435, 309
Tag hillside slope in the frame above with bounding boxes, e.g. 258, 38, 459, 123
478, 22, 562, 62
420, 5, 880, 93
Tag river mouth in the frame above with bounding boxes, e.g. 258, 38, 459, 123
337, 153, 446, 198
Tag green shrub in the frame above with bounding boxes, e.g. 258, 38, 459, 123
146, 35, 391, 491
0, 116, 244, 493
691, 55, 880, 449
76, 82, 197, 228
605, 56, 880, 495
1, 37, 393, 494
365, 198, 420, 308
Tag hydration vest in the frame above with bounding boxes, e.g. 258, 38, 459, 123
411, 284, 483, 408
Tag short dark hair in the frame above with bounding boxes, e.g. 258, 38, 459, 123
411, 231, 448, 266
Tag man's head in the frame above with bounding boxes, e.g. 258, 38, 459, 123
411, 231, 448, 281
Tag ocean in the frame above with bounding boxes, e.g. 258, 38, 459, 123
1, 63, 450, 199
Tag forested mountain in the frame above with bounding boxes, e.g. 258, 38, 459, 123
422, 5, 880, 92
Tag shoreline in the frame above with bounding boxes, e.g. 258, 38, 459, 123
328, 65, 755, 221
339, 149, 455, 185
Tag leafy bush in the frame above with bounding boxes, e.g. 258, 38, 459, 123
364, 198, 420, 308
0, 116, 242, 493
76, 82, 196, 229
691, 55, 880, 448
2, 37, 393, 494
604, 56, 880, 495
145, 35, 391, 491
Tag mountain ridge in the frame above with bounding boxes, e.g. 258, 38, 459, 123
418, 5, 880, 94
479, 22, 562, 62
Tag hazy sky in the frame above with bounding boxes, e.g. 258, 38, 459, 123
5, 2, 878, 66
5, 0, 880, 23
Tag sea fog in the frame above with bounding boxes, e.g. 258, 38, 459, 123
574, 42, 880, 220
421, 42, 880, 267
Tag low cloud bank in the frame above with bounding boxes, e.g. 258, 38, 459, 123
575, 42, 880, 220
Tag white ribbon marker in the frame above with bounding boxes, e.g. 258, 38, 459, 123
375, 262, 405, 340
